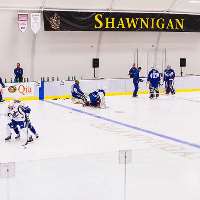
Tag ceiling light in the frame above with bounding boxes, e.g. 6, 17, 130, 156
189, 0, 200, 3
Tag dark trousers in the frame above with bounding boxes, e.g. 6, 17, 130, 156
149, 84, 159, 98
27, 123, 37, 135
133, 81, 139, 97
0, 93, 3, 102
165, 80, 175, 94
14, 77, 23, 83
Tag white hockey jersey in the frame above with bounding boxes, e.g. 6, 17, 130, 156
8, 102, 26, 122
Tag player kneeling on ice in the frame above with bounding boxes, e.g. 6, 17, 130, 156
164, 65, 175, 95
5, 100, 39, 143
71, 80, 87, 104
83, 89, 106, 108
147, 68, 161, 99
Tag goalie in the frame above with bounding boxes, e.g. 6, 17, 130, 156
5, 100, 39, 143
83, 89, 106, 108
164, 65, 175, 95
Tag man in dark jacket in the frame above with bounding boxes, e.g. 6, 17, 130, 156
129, 63, 142, 97
14, 63, 23, 82
0, 77, 5, 102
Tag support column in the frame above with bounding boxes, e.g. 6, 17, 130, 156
30, 33, 37, 81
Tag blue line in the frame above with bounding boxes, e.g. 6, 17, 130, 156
45, 100, 200, 150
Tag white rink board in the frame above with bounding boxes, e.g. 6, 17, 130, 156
44, 76, 200, 97
2, 82, 39, 99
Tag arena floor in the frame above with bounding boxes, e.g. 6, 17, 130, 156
0, 93, 200, 200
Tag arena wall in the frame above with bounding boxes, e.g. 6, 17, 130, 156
0, 11, 200, 81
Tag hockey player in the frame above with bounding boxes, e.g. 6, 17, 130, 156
84, 89, 106, 108
5, 100, 38, 143
71, 80, 87, 103
147, 68, 161, 99
0, 77, 5, 102
164, 65, 175, 95
129, 64, 142, 97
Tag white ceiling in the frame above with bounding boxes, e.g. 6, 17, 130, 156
0, 0, 200, 14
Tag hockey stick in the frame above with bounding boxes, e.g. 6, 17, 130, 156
158, 83, 165, 95
21, 121, 29, 148
169, 79, 175, 94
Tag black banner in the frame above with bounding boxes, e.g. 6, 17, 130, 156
43, 11, 200, 32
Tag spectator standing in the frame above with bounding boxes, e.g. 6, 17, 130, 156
14, 63, 23, 83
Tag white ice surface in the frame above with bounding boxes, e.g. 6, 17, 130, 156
0, 93, 200, 200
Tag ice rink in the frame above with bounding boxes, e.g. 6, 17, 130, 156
0, 92, 200, 200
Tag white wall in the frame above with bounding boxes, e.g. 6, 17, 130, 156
34, 31, 99, 80
0, 11, 200, 81
0, 11, 34, 80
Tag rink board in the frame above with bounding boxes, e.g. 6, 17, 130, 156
43, 76, 200, 100
2, 76, 200, 100
2, 82, 40, 101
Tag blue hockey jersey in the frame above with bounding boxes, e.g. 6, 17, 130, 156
89, 89, 105, 106
129, 67, 140, 82
71, 83, 84, 97
164, 68, 175, 82
147, 69, 160, 88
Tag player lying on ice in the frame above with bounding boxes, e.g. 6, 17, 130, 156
82, 89, 106, 108
5, 100, 39, 143
71, 80, 87, 104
